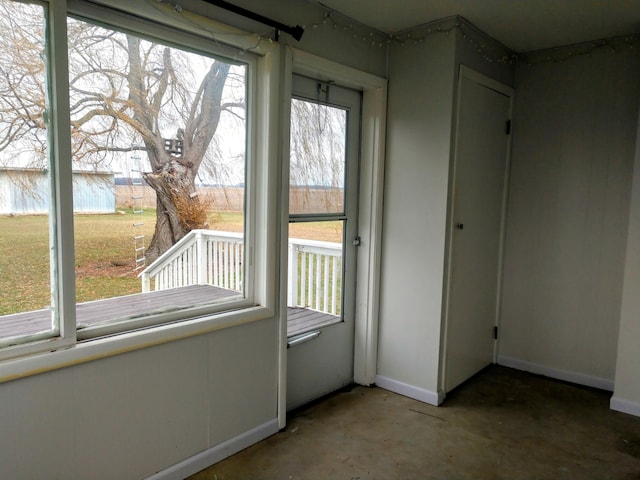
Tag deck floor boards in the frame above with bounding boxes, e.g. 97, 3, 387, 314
0, 285, 339, 339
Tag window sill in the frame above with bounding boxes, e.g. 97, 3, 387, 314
0, 305, 272, 384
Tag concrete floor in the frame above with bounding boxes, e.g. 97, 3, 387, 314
190, 366, 640, 480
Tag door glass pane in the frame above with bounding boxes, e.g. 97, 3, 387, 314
0, 1, 56, 343
289, 99, 346, 215
67, 17, 247, 330
287, 221, 343, 336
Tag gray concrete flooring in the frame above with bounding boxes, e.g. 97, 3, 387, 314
190, 366, 640, 479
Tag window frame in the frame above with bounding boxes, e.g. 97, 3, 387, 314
0, 0, 280, 367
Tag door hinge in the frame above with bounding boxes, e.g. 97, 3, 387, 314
352, 236, 361, 247
494, 326, 499, 340
505, 120, 511, 135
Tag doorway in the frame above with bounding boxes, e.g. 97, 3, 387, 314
444, 67, 513, 393
286, 74, 362, 410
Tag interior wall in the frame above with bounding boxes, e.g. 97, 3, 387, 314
0, 318, 278, 479
499, 45, 640, 388
377, 30, 456, 402
453, 25, 515, 88
377, 19, 515, 403
611, 101, 640, 416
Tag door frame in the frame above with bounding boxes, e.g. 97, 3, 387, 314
277, 48, 388, 428
440, 65, 514, 394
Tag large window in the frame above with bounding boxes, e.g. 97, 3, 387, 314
68, 16, 248, 336
0, 0, 54, 343
0, 0, 263, 357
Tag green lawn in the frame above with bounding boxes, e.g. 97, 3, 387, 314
0, 210, 246, 316
0, 210, 342, 316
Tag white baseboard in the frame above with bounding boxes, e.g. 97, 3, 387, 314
375, 375, 444, 406
497, 355, 614, 391
146, 418, 279, 480
610, 397, 640, 418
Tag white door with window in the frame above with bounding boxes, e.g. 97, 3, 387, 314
286, 75, 361, 410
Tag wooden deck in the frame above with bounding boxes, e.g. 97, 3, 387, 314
0, 285, 339, 340
286, 307, 341, 336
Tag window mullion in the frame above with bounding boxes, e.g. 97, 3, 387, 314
47, 0, 77, 343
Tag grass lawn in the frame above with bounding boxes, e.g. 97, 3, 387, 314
0, 210, 342, 316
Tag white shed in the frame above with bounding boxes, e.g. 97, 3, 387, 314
0, 168, 115, 215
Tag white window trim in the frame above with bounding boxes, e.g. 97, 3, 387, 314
277, 48, 388, 428
0, 0, 282, 373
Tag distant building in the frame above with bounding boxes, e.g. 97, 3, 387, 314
0, 168, 115, 215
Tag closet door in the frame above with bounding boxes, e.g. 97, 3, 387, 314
445, 67, 513, 392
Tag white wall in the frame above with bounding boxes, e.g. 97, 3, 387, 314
0, 318, 278, 479
377, 29, 456, 403
611, 101, 640, 417
499, 45, 640, 388
377, 19, 515, 404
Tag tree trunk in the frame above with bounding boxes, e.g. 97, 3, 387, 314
144, 158, 208, 263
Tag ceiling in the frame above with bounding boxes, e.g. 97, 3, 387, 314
316, 0, 640, 52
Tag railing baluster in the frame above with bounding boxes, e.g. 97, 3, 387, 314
314, 254, 321, 310
208, 240, 213, 285
234, 242, 239, 290
212, 240, 218, 286
331, 256, 338, 315
176, 253, 181, 287
323, 255, 329, 312
287, 243, 297, 307
228, 242, 233, 288
223, 242, 228, 289
300, 252, 307, 307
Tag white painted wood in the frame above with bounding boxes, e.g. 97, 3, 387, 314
612, 86, 640, 417
498, 355, 615, 392
443, 68, 512, 392
10, 368, 77, 479
146, 419, 279, 480
353, 80, 388, 386
610, 397, 640, 418
0, 319, 279, 479
49, 0, 77, 345
208, 318, 279, 445
287, 321, 355, 410
286, 75, 360, 410
378, 32, 457, 398
278, 48, 294, 431
74, 338, 209, 479
287, 238, 342, 313
0, 305, 270, 384
0, 0, 78, 363
377, 19, 514, 404
141, 230, 244, 293
0, 386, 16, 478
375, 375, 444, 406
500, 47, 640, 383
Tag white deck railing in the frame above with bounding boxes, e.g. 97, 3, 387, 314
288, 238, 342, 315
140, 230, 343, 315
140, 229, 243, 293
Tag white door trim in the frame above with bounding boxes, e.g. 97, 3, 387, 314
277, 47, 387, 427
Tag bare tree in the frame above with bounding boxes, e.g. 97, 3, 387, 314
0, 2, 47, 165
0, 2, 245, 261
289, 99, 346, 213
